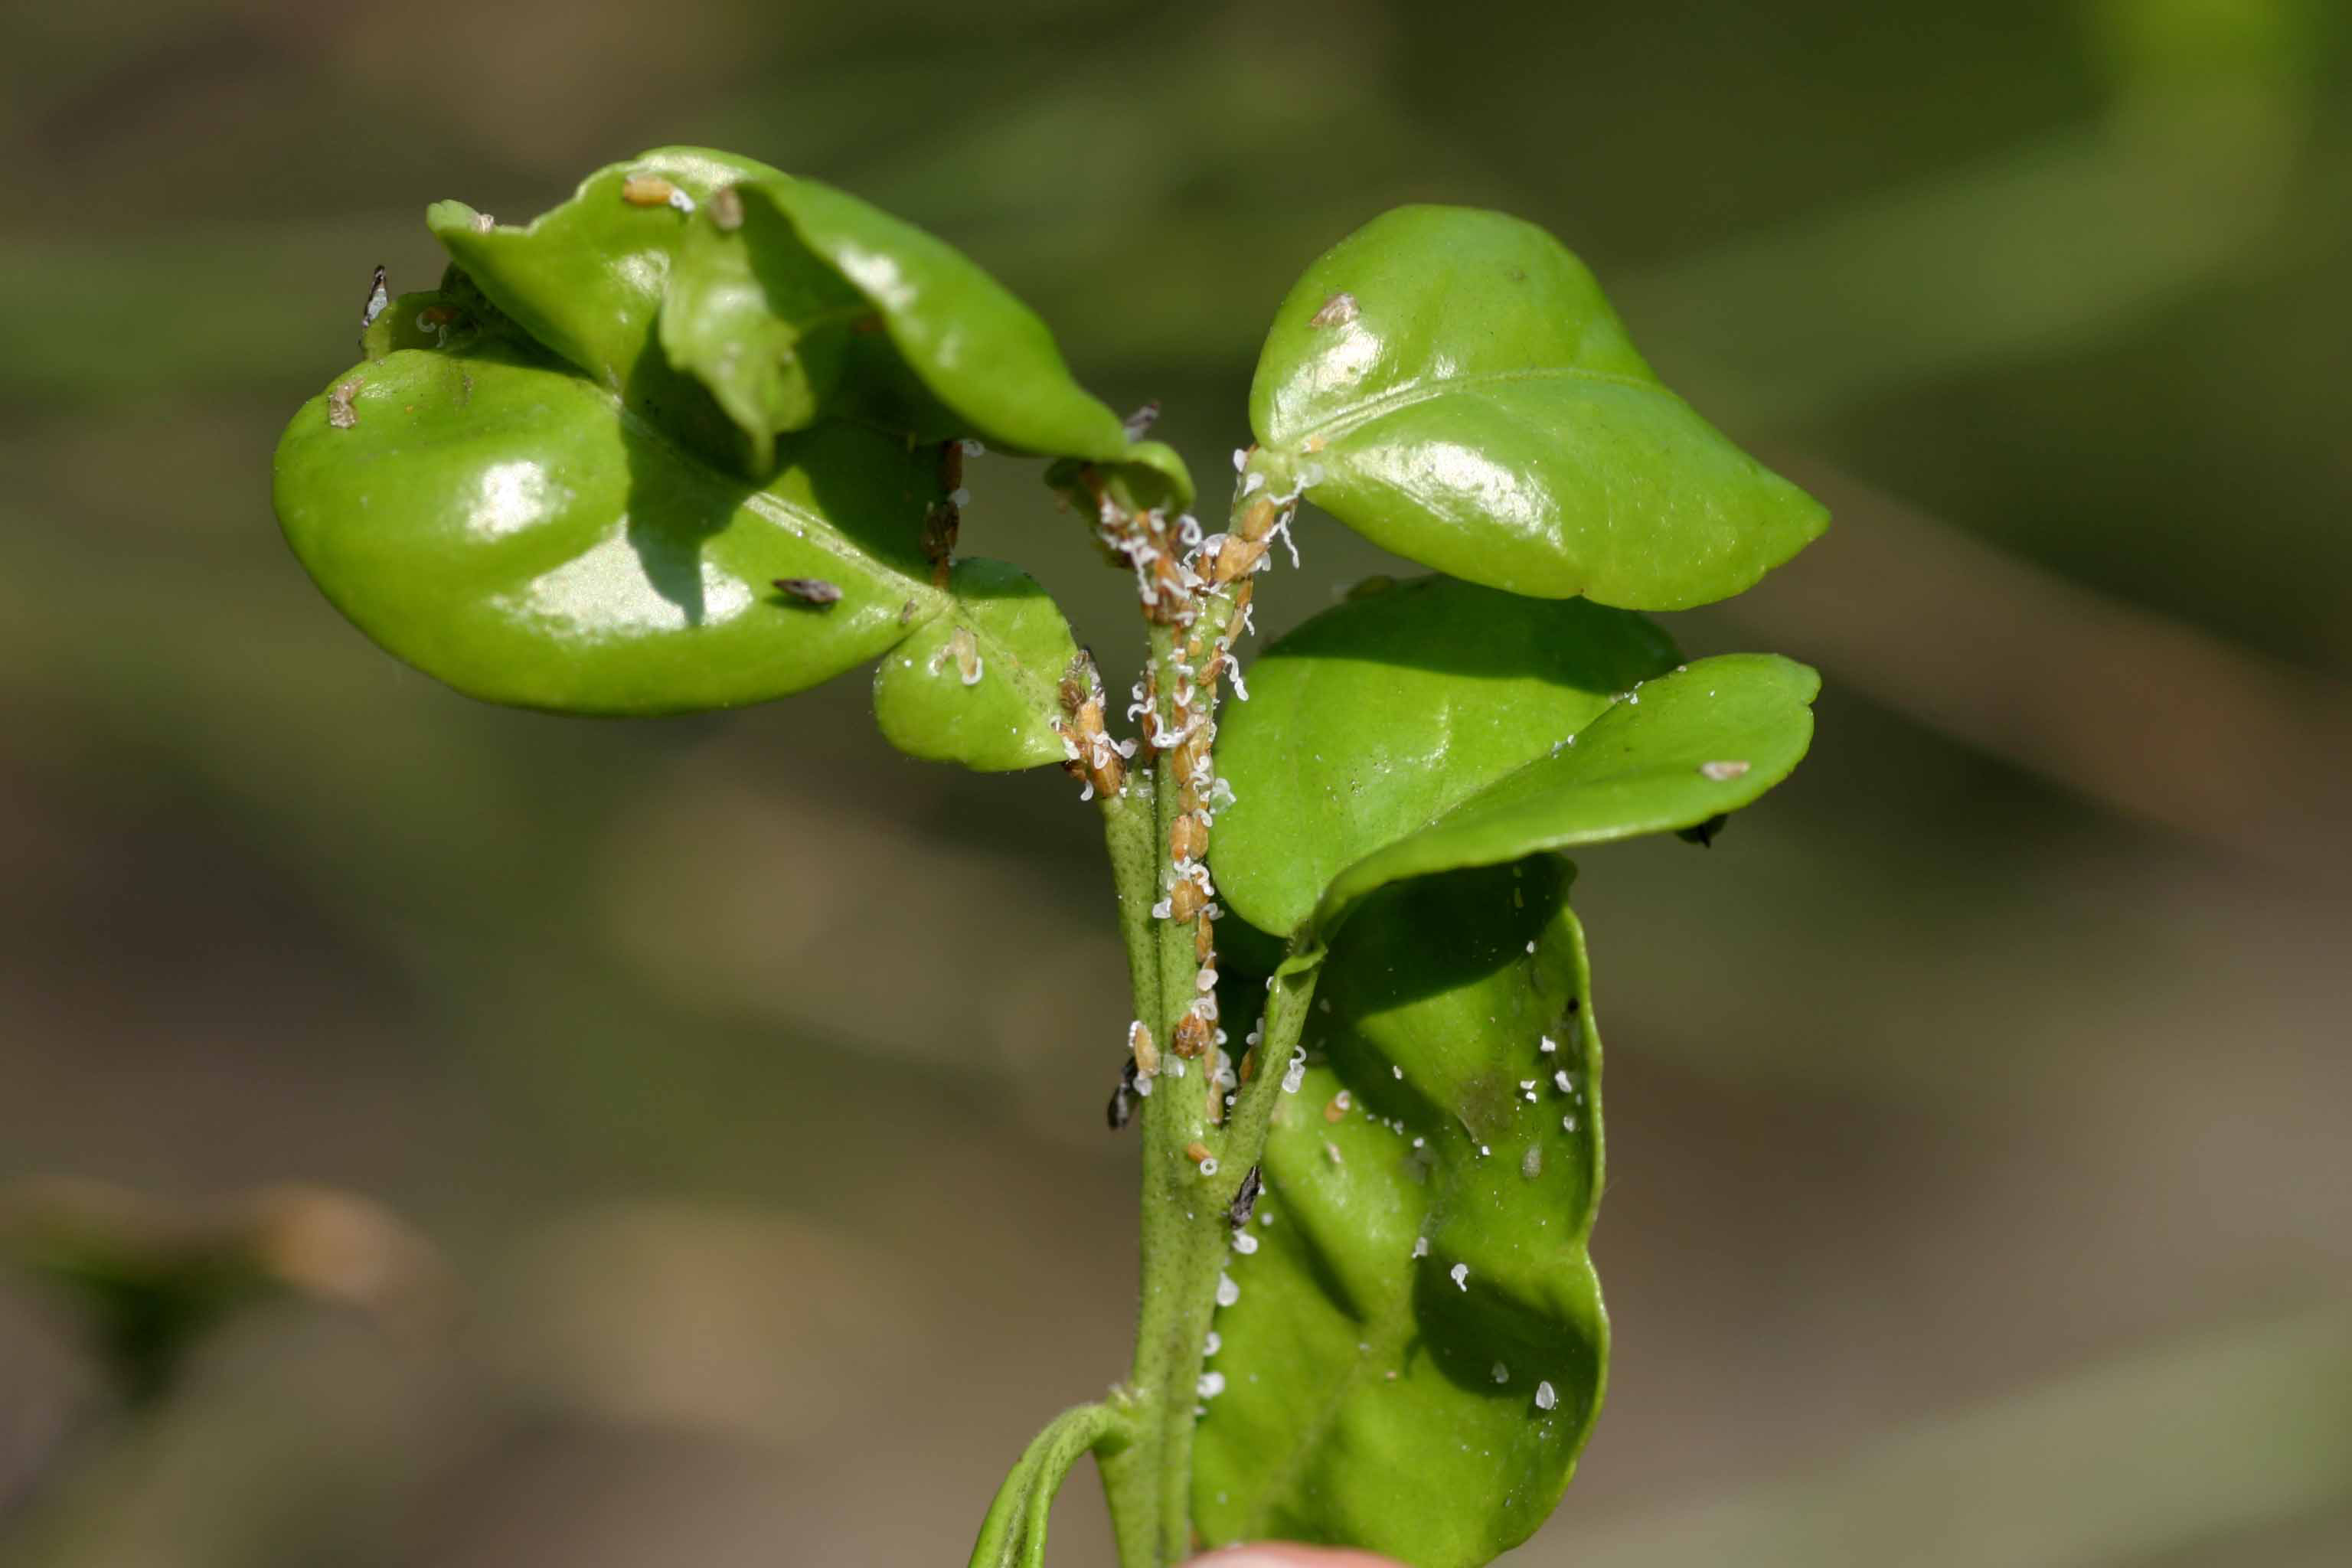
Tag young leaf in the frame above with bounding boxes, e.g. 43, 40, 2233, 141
1194, 858, 1606, 1568
664, 178, 1194, 511
656, 188, 871, 471
1250, 206, 1826, 609
427, 148, 786, 403
1309, 655, 1818, 937
873, 558, 1082, 772
276, 336, 954, 716
1210, 577, 1681, 938
1044, 439, 1196, 523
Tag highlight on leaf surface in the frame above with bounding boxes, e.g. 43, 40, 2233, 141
1251, 205, 1827, 609
276, 335, 1078, 762
1194, 858, 1606, 1567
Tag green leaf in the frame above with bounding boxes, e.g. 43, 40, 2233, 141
1210, 577, 1682, 938
873, 558, 1081, 772
1250, 206, 1826, 609
655, 186, 871, 472
426, 148, 786, 403
1044, 437, 1195, 521
749, 178, 1157, 466
1312, 654, 1819, 936
1194, 858, 1606, 1568
274, 336, 955, 715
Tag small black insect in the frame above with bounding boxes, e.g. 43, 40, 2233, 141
1107, 1056, 1140, 1132
1227, 1163, 1262, 1230
1675, 812, 1730, 848
773, 577, 842, 606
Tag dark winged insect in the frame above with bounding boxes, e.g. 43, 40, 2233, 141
1108, 1056, 1139, 1132
773, 577, 843, 606
1676, 811, 1730, 848
1227, 1164, 1261, 1230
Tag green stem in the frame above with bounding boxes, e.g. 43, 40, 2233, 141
1100, 781, 1162, 1041
1217, 944, 1323, 1184
1096, 484, 1320, 1566
969, 1400, 1135, 1568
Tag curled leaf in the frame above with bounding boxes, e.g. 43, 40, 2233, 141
661, 176, 1194, 509
427, 148, 786, 403
1210, 577, 1681, 938
1311, 654, 1818, 936
1251, 206, 1825, 609
657, 188, 871, 470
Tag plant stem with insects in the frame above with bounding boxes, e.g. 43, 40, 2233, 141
1085, 472, 1323, 1566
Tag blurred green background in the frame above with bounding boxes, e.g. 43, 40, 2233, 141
3, 1, 2348, 1563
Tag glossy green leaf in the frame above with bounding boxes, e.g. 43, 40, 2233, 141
426, 148, 786, 402
746, 178, 1174, 481
1250, 206, 1826, 609
276, 336, 952, 715
1195, 858, 1606, 1567
874, 558, 1081, 772
1210, 577, 1681, 938
655, 186, 871, 471
1312, 654, 1818, 936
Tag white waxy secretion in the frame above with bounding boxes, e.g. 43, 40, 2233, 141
1449, 1263, 1469, 1290
1535, 1380, 1558, 1411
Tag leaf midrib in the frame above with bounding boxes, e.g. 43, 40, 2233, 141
1274, 363, 1666, 451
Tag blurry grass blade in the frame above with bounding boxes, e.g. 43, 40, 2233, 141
1567, 1304, 2352, 1568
